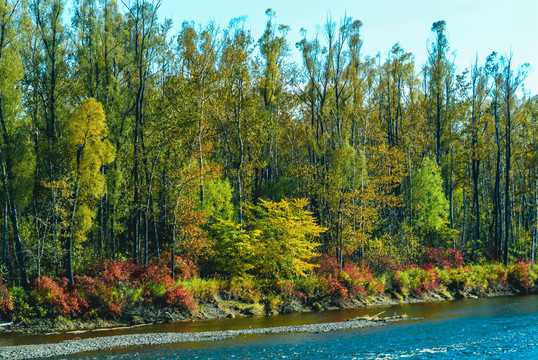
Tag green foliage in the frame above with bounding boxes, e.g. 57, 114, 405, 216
328, 141, 368, 190
202, 179, 234, 220
244, 198, 324, 278
208, 218, 257, 276
259, 177, 297, 202
180, 277, 223, 303
65, 99, 115, 248
405, 157, 450, 237
209, 198, 324, 278
293, 276, 325, 298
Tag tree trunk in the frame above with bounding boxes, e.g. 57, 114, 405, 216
493, 96, 502, 261
504, 89, 511, 266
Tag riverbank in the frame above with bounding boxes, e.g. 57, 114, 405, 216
1, 259, 536, 335
0, 285, 531, 336
2, 293, 538, 360
0, 318, 385, 360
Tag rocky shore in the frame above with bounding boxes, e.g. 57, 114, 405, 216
0, 318, 383, 360
0, 281, 534, 359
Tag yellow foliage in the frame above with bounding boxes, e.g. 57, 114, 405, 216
65, 98, 115, 244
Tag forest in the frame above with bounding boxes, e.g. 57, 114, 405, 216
0, 0, 537, 316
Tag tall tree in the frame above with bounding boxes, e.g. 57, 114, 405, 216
501, 55, 528, 265
0, 0, 30, 287
426, 20, 451, 167
64, 98, 114, 283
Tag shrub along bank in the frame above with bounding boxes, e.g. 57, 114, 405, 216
0, 251, 537, 328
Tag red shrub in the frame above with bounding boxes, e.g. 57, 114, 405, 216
161, 252, 198, 280
315, 254, 341, 277
321, 277, 349, 300
173, 257, 198, 280
100, 260, 138, 285
132, 262, 172, 286
342, 263, 384, 296
508, 261, 533, 290
166, 284, 196, 311
420, 268, 440, 294
32, 276, 82, 317
0, 280, 13, 318
494, 266, 508, 285
75, 275, 124, 317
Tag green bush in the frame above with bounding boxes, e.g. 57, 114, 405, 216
181, 277, 222, 303
293, 276, 325, 298
393, 266, 439, 298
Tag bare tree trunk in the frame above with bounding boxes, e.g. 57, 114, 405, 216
504, 84, 511, 267
0, 96, 29, 287
493, 95, 502, 261
2, 180, 6, 270
0, 157, 29, 288
531, 179, 538, 264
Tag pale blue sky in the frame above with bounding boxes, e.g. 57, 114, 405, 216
155, 0, 538, 96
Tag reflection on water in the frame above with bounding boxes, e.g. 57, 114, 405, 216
1, 295, 537, 359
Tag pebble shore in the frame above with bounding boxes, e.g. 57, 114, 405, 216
0, 319, 383, 360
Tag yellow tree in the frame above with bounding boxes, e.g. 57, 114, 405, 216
64, 98, 114, 283
244, 198, 324, 278
209, 198, 324, 278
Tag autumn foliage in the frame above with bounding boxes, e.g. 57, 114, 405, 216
0, 258, 197, 320
0, 0, 537, 326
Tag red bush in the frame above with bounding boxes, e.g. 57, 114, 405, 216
166, 284, 196, 311
420, 268, 440, 294
342, 263, 384, 296
508, 261, 533, 290
173, 257, 198, 280
100, 260, 138, 285
276, 279, 307, 302
315, 254, 341, 277
132, 262, 172, 286
32, 276, 83, 317
75, 275, 124, 317
321, 277, 349, 300
0, 280, 13, 318
161, 252, 198, 280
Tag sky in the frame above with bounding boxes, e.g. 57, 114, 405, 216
153, 0, 538, 96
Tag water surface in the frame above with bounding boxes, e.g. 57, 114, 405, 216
74, 295, 538, 359
3, 295, 537, 359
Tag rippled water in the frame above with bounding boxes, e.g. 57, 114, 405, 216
61, 295, 537, 360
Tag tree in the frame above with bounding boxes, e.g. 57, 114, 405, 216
468, 59, 488, 244
64, 98, 114, 283
426, 20, 451, 167
177, 21, 219, 207
216, 20, 256, 224
210, 198, 324, 278
500, 55, 528, 265
0, 0, 31, 287
123, 0, 167, 263
406, 156, 449, 244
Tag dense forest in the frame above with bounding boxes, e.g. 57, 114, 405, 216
0, 0, 537, 291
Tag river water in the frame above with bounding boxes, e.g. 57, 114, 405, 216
3, 295, 538, 359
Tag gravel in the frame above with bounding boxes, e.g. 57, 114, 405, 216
0, 319, 384, 359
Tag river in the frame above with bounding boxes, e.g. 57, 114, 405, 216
2, 295, 537, 359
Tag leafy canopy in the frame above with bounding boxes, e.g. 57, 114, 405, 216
209, 198, 324, 278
